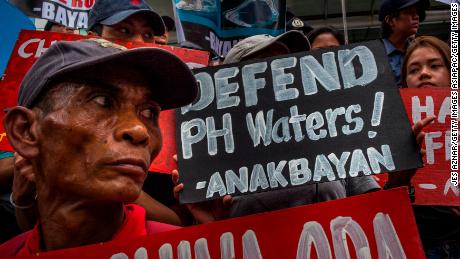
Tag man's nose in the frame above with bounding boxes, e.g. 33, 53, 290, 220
129, 33, 145, 43
114, 115, 149, 146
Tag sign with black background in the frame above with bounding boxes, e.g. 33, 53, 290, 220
176, 40, 422, 203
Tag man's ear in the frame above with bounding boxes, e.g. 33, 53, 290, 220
4, 107, 40, 159
384, 16, 395, 28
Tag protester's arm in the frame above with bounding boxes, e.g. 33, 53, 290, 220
385, 116, 436, 188
0, 156, 14, 191
12, 154, 38, 231
134, 191, 182, 226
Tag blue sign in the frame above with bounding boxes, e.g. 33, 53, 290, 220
0, 0, 35, 75
174, 0, 286, 57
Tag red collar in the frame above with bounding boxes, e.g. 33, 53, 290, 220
17, 204, 147, 256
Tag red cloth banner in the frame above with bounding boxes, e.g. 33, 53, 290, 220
375, 88, 458, 205
31, 188, 424, 258
400, 88, 458, 205
0, 29, 209, 173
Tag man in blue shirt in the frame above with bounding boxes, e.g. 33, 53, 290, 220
379, 0, 430, 87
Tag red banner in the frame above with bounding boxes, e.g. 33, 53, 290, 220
0, 29, 209, 173
30, 188, 424, 259
375, 88, 458, 205
401, 88, 458, 205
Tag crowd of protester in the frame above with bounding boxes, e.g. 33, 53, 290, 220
0, 0, 458, 257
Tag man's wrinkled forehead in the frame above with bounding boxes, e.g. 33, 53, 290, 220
81, 78, 157, 103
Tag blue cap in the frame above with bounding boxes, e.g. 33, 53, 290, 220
379, 0, 430, 22
88, 0, 165, 36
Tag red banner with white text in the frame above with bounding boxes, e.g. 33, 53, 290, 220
30, 188, 425, 259
0, 29, 209, 173
375, 88, 458, 206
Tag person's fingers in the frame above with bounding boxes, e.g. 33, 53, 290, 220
173, 183, 184, 200
222, 195, 233, 206
416, 131, 425, 146
421, 149, 426, 156
173, 154, 177, 162
14, 153, 27, 172
171, 169, 179, 185
412, 116, 436, 135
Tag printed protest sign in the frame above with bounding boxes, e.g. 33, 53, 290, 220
0, 29, 209, 173
176, 40, 422, 203
398, 88, 457, 205
31, 188, 425, 259
174, 0, 286, 56
9, 0, 95, 28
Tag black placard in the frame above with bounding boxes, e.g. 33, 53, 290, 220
176, 40, 422, 203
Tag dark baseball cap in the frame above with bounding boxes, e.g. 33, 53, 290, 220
286, 17, 313, 35
161, 16, 175, 32
379, 0, 430, 22
88, 0, 165, 36
18, 39, 197, 110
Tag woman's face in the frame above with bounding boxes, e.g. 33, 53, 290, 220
405, 46, 450, 88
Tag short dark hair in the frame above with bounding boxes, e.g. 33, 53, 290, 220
44, 21, 58, 32
307, 26, 345, 46
89, 24, 103, 35
381, 10, 401, 38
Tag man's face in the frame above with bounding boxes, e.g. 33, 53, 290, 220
101, 12, 156, 43
35, 77, 162, 202
389, 6, 420, 38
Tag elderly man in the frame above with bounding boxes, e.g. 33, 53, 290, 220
10, 0, 183, 229
0, 38, 196, 255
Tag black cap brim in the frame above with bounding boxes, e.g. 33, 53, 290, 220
276, 30, 311, 52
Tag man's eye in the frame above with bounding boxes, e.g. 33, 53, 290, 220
143, 32, 154, 39
140, 106, 160, 122
92, 96, 111, 107
119, 27, 130, 34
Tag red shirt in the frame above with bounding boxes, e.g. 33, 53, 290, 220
10, 204, 179, 256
